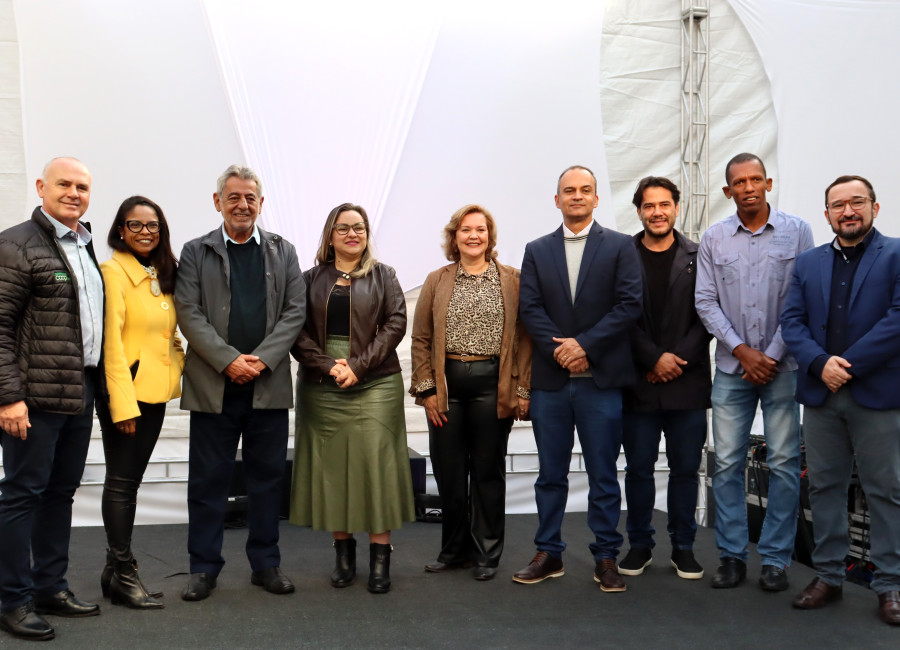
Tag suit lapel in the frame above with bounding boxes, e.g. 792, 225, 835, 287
574, 223, 603, 303
548, 229, 573, 303
850, 233, 884, 308
818, 246, 833, 312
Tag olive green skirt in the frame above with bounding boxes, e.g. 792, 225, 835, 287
290, 336, 414, 533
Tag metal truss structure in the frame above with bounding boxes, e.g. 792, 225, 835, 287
680, 1, 710, 243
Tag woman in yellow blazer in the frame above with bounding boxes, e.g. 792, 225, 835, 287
96, 196, 183, 609
410, 204, 532, 580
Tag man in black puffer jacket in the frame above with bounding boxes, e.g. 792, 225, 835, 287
0, 157, 104, 642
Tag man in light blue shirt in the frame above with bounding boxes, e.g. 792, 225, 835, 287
695, 153, 814, 593
0, 157, 104, 641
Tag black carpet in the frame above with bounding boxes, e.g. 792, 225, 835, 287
11, 512, 897, 648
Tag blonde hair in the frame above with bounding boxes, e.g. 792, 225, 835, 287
441, 204, 498, 262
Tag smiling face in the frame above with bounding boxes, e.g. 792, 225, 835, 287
118, 204, 160, 257
825, 179, 879, 247
638, 185, 679, 242
330, 209, 368, 262
36, 158, 91, 228
455, 212, 489, 264
723, 159, 772, 222
555, 168, 599, 228
214, 176, 263, 243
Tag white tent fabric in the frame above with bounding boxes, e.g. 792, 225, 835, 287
3, 0, 900, 525
727, 0, 900, 243
601, 0, 780, 233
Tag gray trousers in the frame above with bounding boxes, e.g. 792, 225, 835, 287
803, 389, 900, 594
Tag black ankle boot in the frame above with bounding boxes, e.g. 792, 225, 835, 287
109, 560, 164, 609
100, 549, 115, 598
331, 538, 357, 588
368, 543, 392, 594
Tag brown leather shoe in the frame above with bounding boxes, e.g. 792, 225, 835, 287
511, 551, 564, 584
878, 591, 900, 625
594, 558, 627, 592
792, 577, 842, 609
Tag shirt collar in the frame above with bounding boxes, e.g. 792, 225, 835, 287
42, 208, 92, 245
729, 205, 782, 236
222, 223, 260, 245
831, 228, 876, 261
563, 220, 594, 238
456, 259, 498, 281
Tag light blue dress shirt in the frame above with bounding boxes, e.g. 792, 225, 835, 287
222, 223, 261, 245
43, 209, 104, 367
695, 207, 815, 374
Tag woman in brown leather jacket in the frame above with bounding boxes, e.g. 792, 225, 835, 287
410, 204, 532, 581
290, 203, 414, 594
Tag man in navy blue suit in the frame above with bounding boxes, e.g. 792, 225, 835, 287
782, 174, 900, 626
512, 165, 642, 591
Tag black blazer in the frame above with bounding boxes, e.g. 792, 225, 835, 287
624, 230, 712, 412
519, 221, 643, 391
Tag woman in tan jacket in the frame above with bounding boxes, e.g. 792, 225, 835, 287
410, 204, 531, 581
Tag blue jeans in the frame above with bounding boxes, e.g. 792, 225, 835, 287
531, 379, 623, 561
622, 409, 707, 550
0, 374, 96, 612
710, 369, 800, 567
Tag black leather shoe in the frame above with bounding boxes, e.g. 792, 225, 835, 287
251, 567, 295, 595
711, 558, 746, 589
0, 602, 55, 641
33, 590, 100, 618
181, 573, 216, 601
473, 566, 497, 581
424, 560, 475, 573
759, 565, 789, 592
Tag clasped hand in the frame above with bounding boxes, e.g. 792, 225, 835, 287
733, 344, 777, 385
225, 354, 267, 384
552, 337, 589, 373
330, 359, 359, 389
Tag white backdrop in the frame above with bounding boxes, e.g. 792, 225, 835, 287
3, 0, 900, 524
9, 0, 900, 281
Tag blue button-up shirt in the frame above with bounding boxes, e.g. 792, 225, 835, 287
695, 207, 815, 374
43, 209, 104, 367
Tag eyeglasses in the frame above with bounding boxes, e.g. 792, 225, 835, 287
826, 197, 872, 215
333, 222, 366, 235
125, 220, 161, 233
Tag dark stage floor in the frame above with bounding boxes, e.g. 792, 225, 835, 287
7, 512, 896, 648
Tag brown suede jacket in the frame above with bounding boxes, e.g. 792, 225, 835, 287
292, 262, 406, 384
410, 260, 532, 419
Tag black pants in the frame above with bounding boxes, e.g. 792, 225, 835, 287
429, 358, 513, 568
187, 392, 288, 575
96, 399, 166, 563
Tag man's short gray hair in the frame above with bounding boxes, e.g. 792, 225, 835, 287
216, 164, 263, 197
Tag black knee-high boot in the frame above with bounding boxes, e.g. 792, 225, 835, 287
331, 538, 357, 587
368, 543, 392, 594
102, 475, 162, 599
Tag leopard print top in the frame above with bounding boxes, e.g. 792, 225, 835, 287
445, 260, 504, 356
